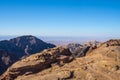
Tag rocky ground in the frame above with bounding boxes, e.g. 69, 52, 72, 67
0, 39, 120, 80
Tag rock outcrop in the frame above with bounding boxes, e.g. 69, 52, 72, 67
0, 35, 55, 75
105, 39, 120, 46
67, 43, 90, 58
67, 41, 101, 58
1, 39, 120, 80
0, 47, 73, 80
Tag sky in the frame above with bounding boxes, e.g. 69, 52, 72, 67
0, 0, 120, 38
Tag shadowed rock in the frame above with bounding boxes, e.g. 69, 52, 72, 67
0, 35, 55, 75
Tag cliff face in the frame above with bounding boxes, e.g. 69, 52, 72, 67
67, 43, 91, 57
0, 40, 24, 57
0, 50, 16, 75
0, 35, 55, 75
1, 39, 120, 80
0, 40, 23, 75
67, 41, 100, 58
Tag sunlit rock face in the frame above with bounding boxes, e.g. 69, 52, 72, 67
0, 47, 73, 80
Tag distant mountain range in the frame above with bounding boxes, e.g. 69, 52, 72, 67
0, 35, 55, 75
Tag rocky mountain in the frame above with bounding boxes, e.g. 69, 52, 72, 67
9, 35, 56, 55
1, 39, 120, 80
67, 43, 90, 58
0, 40, 24, 57
0, 35, 55, 75
66, 41, 101, 58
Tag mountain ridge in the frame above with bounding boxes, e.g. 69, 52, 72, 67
1, 39, 120, 80
0, 35, 56, 75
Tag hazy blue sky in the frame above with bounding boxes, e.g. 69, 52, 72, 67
0, 0, 120, 38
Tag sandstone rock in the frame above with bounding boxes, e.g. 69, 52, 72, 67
105, 39, 120, 46
0, 47, 73, 80
1, 39, 120, 80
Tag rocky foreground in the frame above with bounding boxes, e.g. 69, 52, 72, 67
0, 39, 120, 80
